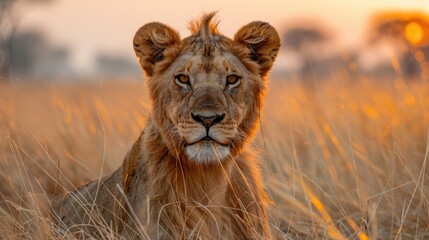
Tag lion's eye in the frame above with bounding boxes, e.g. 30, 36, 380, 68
227, 75, 238, 84
176, 74, 190, 84
226, 75, 240, 85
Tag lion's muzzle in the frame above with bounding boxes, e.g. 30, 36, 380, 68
191, 112, 225, 128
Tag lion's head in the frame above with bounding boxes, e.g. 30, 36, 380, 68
133, 13, 280, 165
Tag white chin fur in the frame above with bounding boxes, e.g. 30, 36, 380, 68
185, 141, 230, 164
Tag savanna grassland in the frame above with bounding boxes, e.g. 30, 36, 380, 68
0, 76, 428, 239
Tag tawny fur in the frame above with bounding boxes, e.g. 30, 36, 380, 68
53, 13, 280, 239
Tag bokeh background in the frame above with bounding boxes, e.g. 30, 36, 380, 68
1, 0, 429, 81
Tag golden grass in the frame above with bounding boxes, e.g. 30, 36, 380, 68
0, 76, 428, 239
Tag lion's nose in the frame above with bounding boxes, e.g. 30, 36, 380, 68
191, 113, 225, 128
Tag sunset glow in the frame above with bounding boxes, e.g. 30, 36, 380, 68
18, 0, 429, 71
405, 21, 424, 45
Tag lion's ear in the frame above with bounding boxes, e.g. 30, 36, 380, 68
133, 22, 181, 76
234, 22, 280, 77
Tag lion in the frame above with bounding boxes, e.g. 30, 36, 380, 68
52, 13, 280, 239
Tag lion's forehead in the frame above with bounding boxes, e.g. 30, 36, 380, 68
173, 51, 244, 74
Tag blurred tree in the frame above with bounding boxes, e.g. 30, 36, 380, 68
0, 0, 53, 81
283, 27, 329, 53
282, 24, 332, 84
95, 53, 140, 78
368, 11, 429, 79
11, 30, 71, 79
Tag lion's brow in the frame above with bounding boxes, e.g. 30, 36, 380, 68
185, 61, 193, 72
222, 60, 230, 71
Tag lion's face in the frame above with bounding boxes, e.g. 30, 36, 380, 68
162, 52, 256, 164
133, 14, 280, 164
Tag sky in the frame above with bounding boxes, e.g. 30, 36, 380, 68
17, 0, 429, 75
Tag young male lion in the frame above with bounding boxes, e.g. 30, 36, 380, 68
53, 13, 280, 239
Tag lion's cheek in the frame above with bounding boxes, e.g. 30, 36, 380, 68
166, 102, 180, 124
235, 104, 247, 125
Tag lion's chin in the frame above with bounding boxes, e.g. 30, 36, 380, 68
185, 140, 230, 164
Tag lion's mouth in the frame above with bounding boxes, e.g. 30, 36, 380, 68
186, 136, 230, 147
